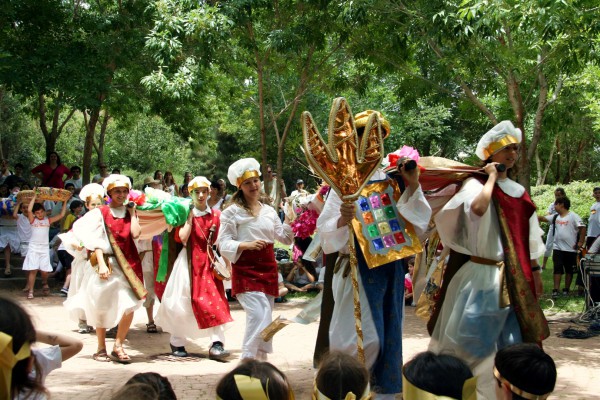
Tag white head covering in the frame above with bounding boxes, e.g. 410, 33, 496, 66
476, 121, 522, 160
227, 158, 261, 187
102, 174, 131, 193
79, 183, 105, 203
188, 176, 211, 191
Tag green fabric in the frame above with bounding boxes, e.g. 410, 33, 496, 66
137, 195, 191, 226
156, 231, 169, 283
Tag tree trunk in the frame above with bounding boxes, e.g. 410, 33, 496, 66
555, 137, 561, 183
82, 109, 101, 185
37, 93, 76, 157
535, 135, 557, 186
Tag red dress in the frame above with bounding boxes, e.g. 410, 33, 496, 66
100, 206, 143, 281
188, 210, 232, 329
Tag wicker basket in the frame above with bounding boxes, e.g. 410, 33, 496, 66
17, 187, 71, 204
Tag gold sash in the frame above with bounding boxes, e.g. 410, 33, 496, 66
105, 225, 148, 300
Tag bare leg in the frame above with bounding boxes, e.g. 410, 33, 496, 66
96, 327, 107, 352
145, 305, 154, 325
115, 312, 134, 349
4, 247, 10, 272
27, 270, 38, 293
565, 273, 573, 292
553, 274, 561, 291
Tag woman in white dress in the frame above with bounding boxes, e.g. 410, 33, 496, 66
68, 175, 146, 363
218, 158, 294, 360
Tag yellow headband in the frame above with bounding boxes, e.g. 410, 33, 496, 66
216, 375, 295, 400
106, 182, 130, 192
354, 110, 391, 139
312, 382, 373, 400
85, 195, 103, 204
402, 372, 477, 400
0, 332, 32, 400
237, 170, 261, 187
483, 135, 519, 159
493, 367, 551, 400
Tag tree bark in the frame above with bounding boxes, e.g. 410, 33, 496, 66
535, 135, 557, 186
82, 108, 101, 185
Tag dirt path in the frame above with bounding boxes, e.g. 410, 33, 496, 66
6, 291, 599, 399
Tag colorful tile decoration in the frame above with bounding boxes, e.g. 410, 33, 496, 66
356, 187, 413, 255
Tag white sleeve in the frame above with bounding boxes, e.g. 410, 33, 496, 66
32, 345, 62, 384
217, 206, 242, 263
528, 213, 546, 260
397, 185, 432, 239
316, 190, 349, 254
71, 208, 111, 253
271, 207, 294, 245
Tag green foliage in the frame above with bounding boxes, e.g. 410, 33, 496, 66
531, 180, 600, 226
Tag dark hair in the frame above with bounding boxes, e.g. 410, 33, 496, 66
210, 179, 223, 196
15, 162, 24, 169
555, 187, 566, 196
0, 296, 47, 398
215, 360, 292, 400
495, 343, 556, 399
122, 372, 177, 400
594, 187, 600, 193
45, 151, 62, 165
32, 203, 45, 213
154, 170, 163, 180
70, 165, 81, 172
69, 200, 84, 212
316, 351, 369, 400
554, 196, 571, 210
65, 182, 75, 189
112, 168, 121, 174
403, 351, 473, 399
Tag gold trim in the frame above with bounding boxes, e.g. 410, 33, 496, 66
484, 135, 519, 159
188, 181, 210, 191
236, 170, 260, 187
351, 179, 423, 269
402, 369, 477, 400
106, 182, 130, 192
494, 367, 551, 400
354, 110, 391, 139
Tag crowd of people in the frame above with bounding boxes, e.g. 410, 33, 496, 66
0, 115, 578, 400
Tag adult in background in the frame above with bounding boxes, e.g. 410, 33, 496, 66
261, 164, 286, 206
92, 162, 110, 184
544, 196, 586, 298
218, 158, 294, 360
65, 166, 83, 189
586, 187, 600, 249
540, 187, 566, 270
208, 179, 226, 210
31, 151, 72, 188
428, 121, 547, 399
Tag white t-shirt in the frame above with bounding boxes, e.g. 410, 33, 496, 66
545, 212, 584, 252
17, 214, 32, 242
30, 217, 51, 246
15, 345, 61, 400
64, 177, 82, 189
588, 202, 600, 238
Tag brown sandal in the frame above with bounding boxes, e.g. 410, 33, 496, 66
111, 346, 131, 364
42, 283, 50, 296
93, 349, 111, 362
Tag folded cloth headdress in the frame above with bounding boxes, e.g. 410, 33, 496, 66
228, 158, 262, 188
312, 382, 373, 400
0, 332, 31, 400
188, 176, 211, 191
102, 174, 131, 193
79, 183, 105, 203
216, 374, 295, 400
475, 120, 521, 160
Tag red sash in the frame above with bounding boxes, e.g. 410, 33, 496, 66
232, 244, 278, 297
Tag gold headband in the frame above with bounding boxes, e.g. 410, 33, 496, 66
493, 367, 551, 400
483, 135, 519, 159
106, 182, 130, 192
215, 375, 295, 400
354, 110, 391, 139
85, 195, 103, 203
312, 382, 373, 400
237, 170, 260, 187
0, 332, 32, 400
188, 182, 210, 191
402, 371, 477, 400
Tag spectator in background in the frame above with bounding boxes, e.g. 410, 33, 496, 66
0, 158, 13, 185
586, 187, 600, 249
163, 171, 179, 196
544, 196, 586, 298
261, 165, 286, 207
405, 256, 415, 306
31, 151, 72, 188
65, 166, 82, 189
494, 343, 556, 400
153, 170, 164, 187
3, 162, 26, 190
92, 162, 110, 184
541, 187, 567, 270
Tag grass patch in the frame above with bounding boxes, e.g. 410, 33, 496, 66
540, 258, 586, 314
285, 290, 319, 301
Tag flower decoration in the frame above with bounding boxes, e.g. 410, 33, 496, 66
290, 209, 319, 239
128, 189, 146, 206
386, 145, 420, 167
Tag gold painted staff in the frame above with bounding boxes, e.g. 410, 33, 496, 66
302, 97, 385, 363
